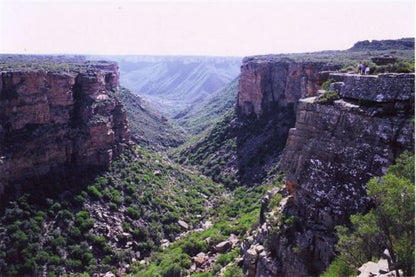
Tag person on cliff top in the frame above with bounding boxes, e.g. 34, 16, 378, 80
361, 64, 367, 75
365, 66, 370, 75
357, 63, 363, 74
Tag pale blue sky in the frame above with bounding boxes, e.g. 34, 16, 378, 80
0, 0, 414, 56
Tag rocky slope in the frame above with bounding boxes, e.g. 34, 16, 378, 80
0, 58, 130, 198
117, 87, 187, 150
243, 73, 414, 276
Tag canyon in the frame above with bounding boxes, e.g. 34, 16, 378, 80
0, 39, 414, 276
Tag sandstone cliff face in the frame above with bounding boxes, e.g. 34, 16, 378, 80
234, 57, 337, 184
243, 73, 414, 276
0, 62, 130, 196
237, 57, 332, 117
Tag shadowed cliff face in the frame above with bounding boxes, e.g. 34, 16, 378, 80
0, 62, 130, 197
243, 73, 414, 277
234, 58, 333, 184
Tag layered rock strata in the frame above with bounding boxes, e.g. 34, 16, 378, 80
244, 73, 414, 276
0, 61, 130, 196
234, 57, 338, 184
237, 56, 335, 118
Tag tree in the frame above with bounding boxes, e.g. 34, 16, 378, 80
334, 152, 414, 276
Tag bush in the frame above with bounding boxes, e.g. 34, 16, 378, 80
162, 264, 184, 277
182, 238, 208, 256
320, 257, 355, 277
318, 90, 340, 104
334, 152, 415, 276
87, 185, 102, 199
321, 78, 334, 90
223, 264, 244, 277
126, 206, 140, 219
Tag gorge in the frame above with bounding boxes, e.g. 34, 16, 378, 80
0, 38, 414, 276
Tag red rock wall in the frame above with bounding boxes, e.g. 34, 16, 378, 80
0, 63, 129, 195
237, 57, 328, 118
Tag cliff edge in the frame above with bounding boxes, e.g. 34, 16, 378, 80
243, 72, 414, 276
0, 57, 130, 197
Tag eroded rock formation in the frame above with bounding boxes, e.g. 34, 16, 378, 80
243, 73, 414, 276
234, 57, 338, 184
237, 56, 334, 118
0, 61, 130, 197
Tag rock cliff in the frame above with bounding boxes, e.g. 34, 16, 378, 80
234, 56, 338, 184
237, 56, 333, 118
243, 73, 414, 276
0, 60, 130, 197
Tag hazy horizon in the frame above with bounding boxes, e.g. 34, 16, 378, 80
1, 0, 414, 57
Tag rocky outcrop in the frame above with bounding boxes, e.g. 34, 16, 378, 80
0, 61, 130, 197
330, 73, 414, 102
237, 56, 334, 118
247, 73, 414, 276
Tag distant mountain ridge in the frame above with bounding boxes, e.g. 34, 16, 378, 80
88, 55, 241, 118
175, 77, 239, 135
349, 37, 414, 51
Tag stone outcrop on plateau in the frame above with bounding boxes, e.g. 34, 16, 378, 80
0, 61, 130, 197
239, 59, 414, 276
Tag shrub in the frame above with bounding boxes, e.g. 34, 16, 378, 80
321, 78, 334, 90
182, 238, 208, 256
126, 206, 140, 219
162, 264, 184, 277
132, 227, 149, 241
222, 264, 244, 277
320, 257, 355, 277
122, 222, 131, 231
334, 152, 415, 276
318, 90, 340, 104
87, 185, 102, 199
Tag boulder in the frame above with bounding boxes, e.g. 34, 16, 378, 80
215, 240, 231, 253
229, 233, 239, 247
193, 252, 207, 266
243, 247, 259, 277
177, 220, 189, 230
358, 258, 389, 277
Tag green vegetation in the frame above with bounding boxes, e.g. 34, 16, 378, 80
132, 184, 275, 276
0, 147, 224, 275
321, 78, 334, 91
248, 48, 414, 76
0, 54, 112, 73
173, 109, 239, 188
368, 58, 414, 74
176, 78, 239, 135
118, 87, 187, 150
1, 41, 414, 276
318, 90, 340, 104
323, 152, 415, 276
